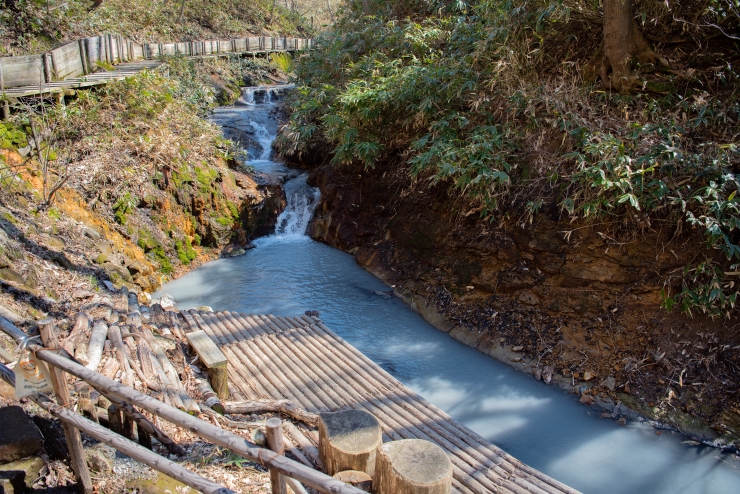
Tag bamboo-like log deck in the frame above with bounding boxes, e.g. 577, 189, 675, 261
181, 310, 581, 494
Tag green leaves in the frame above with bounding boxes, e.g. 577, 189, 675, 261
565, 122, 740, 318
281, 0, 740, 318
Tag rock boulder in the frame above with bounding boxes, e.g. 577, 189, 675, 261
0, 407, 43, 464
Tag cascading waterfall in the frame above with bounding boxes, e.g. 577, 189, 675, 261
232, 84, 322, 242
255, 175, 320, 248
212, 84, 295, 174
238, 85, 295, 106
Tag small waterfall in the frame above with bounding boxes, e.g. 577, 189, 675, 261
276, 184, 320, 236
241, 87, 256, 105
238, 85, 295, 106
256, 175, 319, 246
249, 121, 274, 160
215, 83, 320, 245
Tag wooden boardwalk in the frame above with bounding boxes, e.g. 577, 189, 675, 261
1, 35, 309, 101
180, 309, 580, 494
1, 60, 163, 98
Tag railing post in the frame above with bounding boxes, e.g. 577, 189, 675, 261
266, 418, 287, 494
39, 319, 94, 494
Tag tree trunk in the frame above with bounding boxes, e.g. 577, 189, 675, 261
584, 0, 667, 92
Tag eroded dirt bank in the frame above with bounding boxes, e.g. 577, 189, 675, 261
303, 159, 740, 449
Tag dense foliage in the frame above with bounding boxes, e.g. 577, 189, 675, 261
279, 0, 740, 317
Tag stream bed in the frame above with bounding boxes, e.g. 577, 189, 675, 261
156, 87, 740, 493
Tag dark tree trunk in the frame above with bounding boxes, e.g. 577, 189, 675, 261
584, 0, 668, 92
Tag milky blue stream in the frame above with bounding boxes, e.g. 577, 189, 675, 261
156, 89, 740, 493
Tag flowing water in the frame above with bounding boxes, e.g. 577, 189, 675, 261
156, 88, 740, 493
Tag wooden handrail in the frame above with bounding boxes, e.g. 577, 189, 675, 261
0, 362, 236, 494
0, 316, 363, 494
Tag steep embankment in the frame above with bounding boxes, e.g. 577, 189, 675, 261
305, 157, 740, 448
0, 56, 287, 326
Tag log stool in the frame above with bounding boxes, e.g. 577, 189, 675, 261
319, 410, 382, 476
375, 439, 452, 494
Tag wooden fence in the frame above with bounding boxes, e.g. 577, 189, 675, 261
0, 35, 311, 91
0, 315, 361, 494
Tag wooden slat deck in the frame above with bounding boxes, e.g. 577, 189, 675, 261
180, 309, 580, 494
1, 60, 164, 97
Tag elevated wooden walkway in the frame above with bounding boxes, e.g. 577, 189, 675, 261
180, 309, 581, 494
1, 35, 309, 101
1, 60, 163, 98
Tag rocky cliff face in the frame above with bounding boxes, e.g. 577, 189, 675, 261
306, 160, 740, 448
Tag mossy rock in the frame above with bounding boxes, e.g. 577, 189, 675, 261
125, 471, 191, 494
44, 237, 65, 250
0, 268, 25, 285
0, 123, 29, 150
102, 262, 133, 283
0, 456, 45, 489
23, 269, 39, 289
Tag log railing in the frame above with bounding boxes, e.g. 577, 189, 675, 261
0, 34, 311, 91
0, 315, 362, 494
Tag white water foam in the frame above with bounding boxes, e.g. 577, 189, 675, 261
241, 87, 256, 105
248, 121, 274, 160
255, 176, 320, 247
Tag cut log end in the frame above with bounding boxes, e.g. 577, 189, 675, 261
375, 439, 452, 494
333, 470, 372, 492
319, 409, 381, 477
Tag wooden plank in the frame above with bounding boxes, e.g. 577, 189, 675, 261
219, 40, 233, 53
1, 55, 45, 87
161, 43, 176, 56
185, 330, 228, 368
234, 38, 247, 52
187, 329, 228, 399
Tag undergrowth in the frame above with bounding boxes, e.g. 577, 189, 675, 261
0, 55, 275, 277
278, 0, 740, 318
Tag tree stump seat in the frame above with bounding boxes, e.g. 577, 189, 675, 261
375, 439, 452, 494
319, 409, 382, 477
